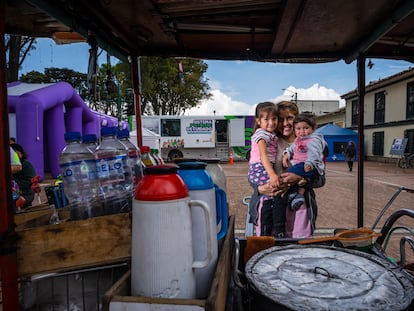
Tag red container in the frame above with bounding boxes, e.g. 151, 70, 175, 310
135, 164, 188, 201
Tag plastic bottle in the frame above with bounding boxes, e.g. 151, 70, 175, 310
153, 149, 165, 164
117, 129, 144, 192
94, 127, 132, 215
140, 146, 155, 167
150, 148, 160, 165
58, 131, 103, 220
82, 133, 98, 153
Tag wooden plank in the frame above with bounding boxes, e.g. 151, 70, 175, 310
14, 204, 52, 226
206, 215, 234, 311
16, 213, 131, 277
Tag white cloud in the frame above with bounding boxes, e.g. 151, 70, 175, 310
273, 84, 346, 107
187, 83, 345, 116
186, 89, 255, 116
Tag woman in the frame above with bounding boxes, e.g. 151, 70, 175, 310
11, 143, 37, 208
248, 101, 325, 238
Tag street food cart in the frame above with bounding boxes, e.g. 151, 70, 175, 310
2, 1, 414, 310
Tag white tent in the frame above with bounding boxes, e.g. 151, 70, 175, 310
130, 128, 160, 152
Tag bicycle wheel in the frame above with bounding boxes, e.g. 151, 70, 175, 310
398, 157, 409, 168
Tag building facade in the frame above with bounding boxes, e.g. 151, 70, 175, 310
342, 68, 414, 162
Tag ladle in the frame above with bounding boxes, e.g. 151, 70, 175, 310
298, 227, 381, 247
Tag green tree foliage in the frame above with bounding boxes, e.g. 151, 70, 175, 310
19, 68, 88, 95
139, 57, 211, 115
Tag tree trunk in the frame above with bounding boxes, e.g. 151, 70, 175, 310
7, 35, 20, 82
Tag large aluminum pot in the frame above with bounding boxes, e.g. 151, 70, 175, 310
245, 245, 414, 310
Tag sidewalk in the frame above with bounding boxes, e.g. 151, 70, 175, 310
222, 160, 414, 261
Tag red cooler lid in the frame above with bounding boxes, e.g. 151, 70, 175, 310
135, 165, 188, 201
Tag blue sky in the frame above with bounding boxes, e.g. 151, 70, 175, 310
21, 38, 414, 115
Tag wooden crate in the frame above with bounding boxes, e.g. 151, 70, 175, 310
16, 211, 131, 277
102, 216, 235, 311
14, 204, 51, 226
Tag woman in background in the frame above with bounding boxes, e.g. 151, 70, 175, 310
11, 143, 37, 208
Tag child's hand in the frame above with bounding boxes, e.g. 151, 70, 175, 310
304, 163, 312, 172
282, 154, 289, 168
269, 174, 279, 189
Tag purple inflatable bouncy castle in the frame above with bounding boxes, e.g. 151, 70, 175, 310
8, 82, 129, 179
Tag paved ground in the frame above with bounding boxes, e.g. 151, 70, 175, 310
223, 160, 414, 262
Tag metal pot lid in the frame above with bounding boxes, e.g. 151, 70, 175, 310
245, 245, 414, 310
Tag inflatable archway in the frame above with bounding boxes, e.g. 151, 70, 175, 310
8, 82, 128, 178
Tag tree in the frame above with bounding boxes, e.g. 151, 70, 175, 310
107, 57, 211, 116
5, 34, 36, 82
139, 57, 211, 115
19, 68, 88, 94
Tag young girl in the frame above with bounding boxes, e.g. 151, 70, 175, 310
248, 102, 284, 237
282, 113, 326, 210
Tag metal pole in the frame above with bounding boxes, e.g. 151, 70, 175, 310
132, 55, 143, 147
0, 0, 20, 309
356, 56, 366, 228
117, 80, 121, 125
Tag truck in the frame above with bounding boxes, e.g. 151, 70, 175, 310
141, 115, 255, 162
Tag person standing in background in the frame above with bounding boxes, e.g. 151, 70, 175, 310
10, 146, 21, 173
11, 143, 37, 208
344, 141, 356, 172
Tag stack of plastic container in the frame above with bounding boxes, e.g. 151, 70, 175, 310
140, 146, 156, 167
58, 131, 103, 220
94, 127, 132, 215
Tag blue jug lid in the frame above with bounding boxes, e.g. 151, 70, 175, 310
82, 133, 97, 143
177, 162, 214, 190
64, 131, 82, 142
101, 126, 117, 137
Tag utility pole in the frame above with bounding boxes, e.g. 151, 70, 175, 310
282, 88, 297, 103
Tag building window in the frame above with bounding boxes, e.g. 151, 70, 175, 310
372, 131, 384, 156
404, 129, 414, 153
374, 92, 385, 123
351, 100, 358, 126
407, 81, 414, 119
161, 119, 180, 136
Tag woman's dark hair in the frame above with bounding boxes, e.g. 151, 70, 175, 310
10, 143, 28, 160
253, 101, 278, 132
293, 113, 317, 129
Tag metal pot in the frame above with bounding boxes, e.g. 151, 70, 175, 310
245, 245, 414, 311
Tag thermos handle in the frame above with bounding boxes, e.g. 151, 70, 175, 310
215, 185, 228, 240
189, 199, 213, 269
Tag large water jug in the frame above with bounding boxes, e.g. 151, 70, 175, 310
132, 165, 213, 299
94, 127, 131, 215
59, 131, 103, 219
177, 161, 226, 298
199, 158, 227, 192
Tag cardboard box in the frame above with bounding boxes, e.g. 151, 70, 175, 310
102, 216, 235, 311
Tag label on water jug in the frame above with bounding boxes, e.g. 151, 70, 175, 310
60, 159, 99, 182
96, 155, 127, 179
